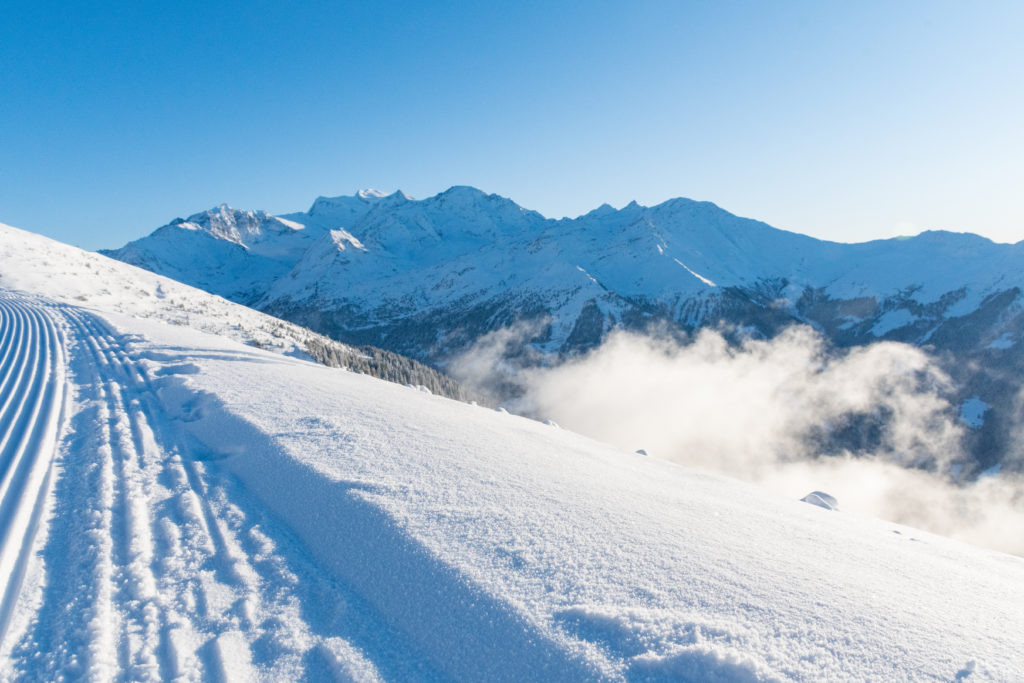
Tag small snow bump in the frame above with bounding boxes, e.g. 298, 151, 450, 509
801, 491, 839, 511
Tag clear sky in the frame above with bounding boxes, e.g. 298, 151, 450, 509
2, 1, 1022, 250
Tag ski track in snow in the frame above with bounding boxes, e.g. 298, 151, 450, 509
0, 293, 66, 647
0, 292, 384, 682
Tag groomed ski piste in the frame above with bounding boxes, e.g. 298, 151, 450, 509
1, 222, 1023, 681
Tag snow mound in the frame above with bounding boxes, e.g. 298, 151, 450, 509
800, 491, 839, 510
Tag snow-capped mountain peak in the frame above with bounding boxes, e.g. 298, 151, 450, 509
378, 189, 413, 206
105, 186, 1024, 474
306, 191, 381, 218
581, 202, 617, 219
175, 204, 305, 247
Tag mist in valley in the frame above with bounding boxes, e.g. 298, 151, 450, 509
452, 323, 1024, 555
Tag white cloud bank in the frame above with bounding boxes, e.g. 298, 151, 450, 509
452, 325, 1024, 555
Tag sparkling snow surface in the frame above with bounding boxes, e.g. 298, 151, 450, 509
1, 225, 1023, 681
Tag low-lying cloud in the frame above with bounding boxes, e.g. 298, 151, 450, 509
452, 324, 1024, 555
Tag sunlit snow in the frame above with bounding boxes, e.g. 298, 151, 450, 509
1, 222, 1023, 681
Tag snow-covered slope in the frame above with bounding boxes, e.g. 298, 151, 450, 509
104, 188, 1024, 472
2, 224, 1023, 680
0, 223, 471, 400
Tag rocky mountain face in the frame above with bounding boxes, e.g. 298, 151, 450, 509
104, 186, 1024, 472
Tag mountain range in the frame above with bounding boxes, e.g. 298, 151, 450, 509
104, 187, 1024, 472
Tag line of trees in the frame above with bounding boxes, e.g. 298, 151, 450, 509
304, 336, 482, 404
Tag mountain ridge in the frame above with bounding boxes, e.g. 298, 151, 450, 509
102, 186, 1024, 472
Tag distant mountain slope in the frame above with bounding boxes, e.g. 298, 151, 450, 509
103, 187, 1024, 470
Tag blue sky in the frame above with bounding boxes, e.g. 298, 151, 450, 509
1, 1, 1022, 249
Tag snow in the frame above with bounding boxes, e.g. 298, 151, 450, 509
0, 294, 66, 646
100, 187, 1024, 369
800, 491, 839, 511
330, 228, 367, 251
871, 308, 917, 336
673, 258, 717, 287
987, 333, 1016, 350
960, 397, 989, 429
0, 223, 369, 367
2, 222, 1024, 680
576, 265, 603, 287
980, 464, 1002, 478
